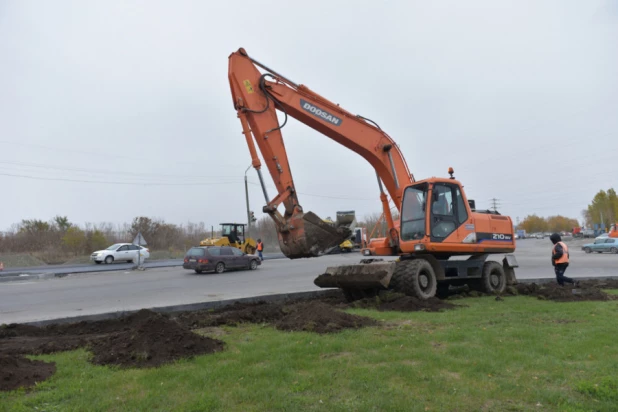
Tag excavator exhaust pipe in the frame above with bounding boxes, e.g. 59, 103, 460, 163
277, 211, 351, 259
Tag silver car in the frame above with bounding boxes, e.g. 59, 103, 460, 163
91, 243, 151, 264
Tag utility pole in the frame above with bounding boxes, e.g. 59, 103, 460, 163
245, 164, 252, 238
490, 198, 500, 212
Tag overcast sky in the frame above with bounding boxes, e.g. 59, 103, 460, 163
1, 0, 617, 232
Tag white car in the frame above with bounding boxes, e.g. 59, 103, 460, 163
90, 243, 150, 264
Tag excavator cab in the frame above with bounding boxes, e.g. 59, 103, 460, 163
221, 223, 245, 244
400, 180, 469, 245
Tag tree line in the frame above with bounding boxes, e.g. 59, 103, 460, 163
0, 216, 218, 259
0, 211, 393, 261
517, 215, 579, 234
582, 188, 617, 228
516, 187, 617, 234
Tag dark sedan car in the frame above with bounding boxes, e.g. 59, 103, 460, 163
183, 246, 261, 274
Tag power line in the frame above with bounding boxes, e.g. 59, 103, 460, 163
0, 172, 243, 186
0, 140, 210, 167
0, 160, 239, 180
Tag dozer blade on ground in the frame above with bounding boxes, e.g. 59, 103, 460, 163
279, 211, 351, 259
314, 260, 397, 290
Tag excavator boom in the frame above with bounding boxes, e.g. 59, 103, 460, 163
228, 48, 414, 258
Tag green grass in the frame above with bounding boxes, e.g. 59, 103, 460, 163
2, 296, 618, 411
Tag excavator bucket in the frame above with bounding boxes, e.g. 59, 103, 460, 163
314, 260, 397, 290
336, 211, 356, 227
278, 211, 351, 259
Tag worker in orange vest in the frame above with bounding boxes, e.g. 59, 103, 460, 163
256, 239, 264, 261
550, 233, 576, 286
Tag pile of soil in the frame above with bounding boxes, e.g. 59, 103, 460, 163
377, 296, 457, 312
274, 301, 378, 333
346, 292, 458, 312
175, 301, 287, 329
515, 280, 617, 302
0, 309, 226, 389
0, 355, 56, 392
174, 299, 378, 334
89, 311, 224, 368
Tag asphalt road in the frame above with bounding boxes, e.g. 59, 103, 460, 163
0, 253, 285, 277
1, 239, 617, 324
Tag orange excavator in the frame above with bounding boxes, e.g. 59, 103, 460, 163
228, 48, 518, 300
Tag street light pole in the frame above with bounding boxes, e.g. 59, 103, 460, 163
245, 164, 252, 238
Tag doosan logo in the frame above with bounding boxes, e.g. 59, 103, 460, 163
300, 99, 342, 126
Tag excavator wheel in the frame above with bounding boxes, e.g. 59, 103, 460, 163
389, 259, 437, 300
480, 261, 507, 295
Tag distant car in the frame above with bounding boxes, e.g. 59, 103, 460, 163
183, 246, 261, 274
596, 233, 609, 240
90, 243, 150, 264
582, 238, 618, 254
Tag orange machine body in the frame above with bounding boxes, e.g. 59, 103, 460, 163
228, 48, 515, 259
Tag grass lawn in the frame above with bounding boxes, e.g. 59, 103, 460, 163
2, 296, 617, 411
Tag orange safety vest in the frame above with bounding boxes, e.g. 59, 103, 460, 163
553, 241, 569, 264
257, 242, 263, 251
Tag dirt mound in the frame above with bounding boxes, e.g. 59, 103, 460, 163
344, 291, 458, 312
0, 324, 47, 339
579, 279, 618, 289
175, 298, 378, 334
0, 334, 94, 357
0, 355, 56, 392
89, 311, 224, 368
274, 301, 378, 333
175, 301, 287, 329
515, 282, 614, 302
378, 296, 457, 311
0, 310, 225, 372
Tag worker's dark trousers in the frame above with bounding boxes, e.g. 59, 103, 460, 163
555, 264, 574, 286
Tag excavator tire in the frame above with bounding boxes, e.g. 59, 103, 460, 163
480, 261, 507, 295
389, 259, 437, 300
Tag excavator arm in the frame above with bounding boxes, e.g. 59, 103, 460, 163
228, 48, 414, 258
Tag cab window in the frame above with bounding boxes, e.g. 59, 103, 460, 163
430, 183, 468, 240
432, 184, 453, 216
400, 184, 427, 241
455, 187, 468, 224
